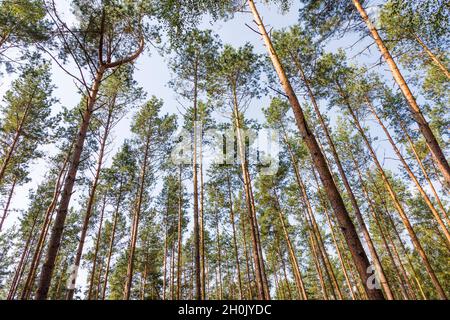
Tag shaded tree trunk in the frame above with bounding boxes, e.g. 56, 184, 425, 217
296, 58, 392, 299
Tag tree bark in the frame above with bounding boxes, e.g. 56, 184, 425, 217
395, 114, 449, 225
232, 89, 269, 300
7, 210, 39, 299
273, 187, 308, 300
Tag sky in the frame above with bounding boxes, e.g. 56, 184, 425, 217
0, 0, 427, 296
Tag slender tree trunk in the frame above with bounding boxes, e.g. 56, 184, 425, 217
36, 68, 105, 300
247, 0, 383, 299
0, 86, 36, 184
395, 115, 449, 225
281, 130, 330, 299
352, 0, 450, 187
0, 176, 16, 232
369, 174, 428, 300
87, 195, 107, 299
226, 174, 244, 299
199, 134, 206, 301
215, 206, 223, 300
282, 130, 340, 299
67, 107, 113, 300
21, 144, 71, 300
321, 202, 357, 300
309, 229, 328, 299
240, 206, 254, 300
344, 102, 447, 299
191, 58, 202, 301
162, 193, 169, 301
170, 242, 176, 300
272, 255, 282, 300
277, 243, 293, 300
350, 152, 411, 299
7, 211, 39, 299
413, 33, 450, 80
101, 181, 123, 300
232, 88, 268, 300
367, 99, 450, 246
273, 187, 308, 300
124, 133, 151, 300
177, 165, 183, 300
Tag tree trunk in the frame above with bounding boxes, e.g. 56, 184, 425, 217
87, 195, 107, 299
281, 130, 330, 300
296, 58, 393, 299
162, 203, 169, 300
191, 58, 202, 301
413, 33, 450, 80
7, 210, 39, 299
226, 174, 244, 300
36, 67, 105, 300
0, 176, 16, 232
273, 187, 308, 300
123, 133, 151, 300
67, 103, 113, 300
350, 151, 411, 299
101, 181, 123, 300
176, 165, 183, 300
352, 0, 450, 187
395, 115, 449, 225
21, 144, 71, 299
215, 205, 223, 300
240, 206, 254, 300
369, 174, 428, 300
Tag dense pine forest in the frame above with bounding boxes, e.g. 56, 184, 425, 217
0, 0, 448, 301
